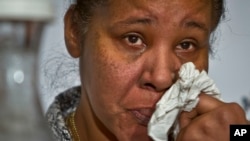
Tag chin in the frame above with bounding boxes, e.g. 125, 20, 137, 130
113, 122, 153, 141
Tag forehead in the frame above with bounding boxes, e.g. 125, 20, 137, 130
107, 0, 212, 10
97, 0, 213, 31
108, 0, 211, 12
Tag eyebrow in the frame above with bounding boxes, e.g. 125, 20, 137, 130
111, 16, 209, 33
112, 16, 155, 27
182, 20, 209, 33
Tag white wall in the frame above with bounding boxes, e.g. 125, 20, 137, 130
39, 0, 77, 111
209, 0, 250, 117
40, 0, 250, 118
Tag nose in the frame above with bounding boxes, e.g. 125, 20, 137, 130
139, 48, 181, 93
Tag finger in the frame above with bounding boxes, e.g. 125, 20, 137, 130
179, 93, 223, 129
179, 109, 198, 129
195, 93, 224, 115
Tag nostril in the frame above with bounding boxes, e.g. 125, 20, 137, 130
144, 82, 172, 93
144, 83, 157, 91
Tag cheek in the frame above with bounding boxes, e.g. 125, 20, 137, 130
81, 30, 142, 107
80, 40, 143, 132
85, 49, 135, 99
89, 54, 140, 113
193, 47, 209, 71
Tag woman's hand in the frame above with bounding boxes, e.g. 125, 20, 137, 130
176, 93, 249, 141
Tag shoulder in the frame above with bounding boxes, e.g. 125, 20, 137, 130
46, 86, 81, 141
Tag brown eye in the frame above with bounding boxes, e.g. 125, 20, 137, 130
127, 35, 140, 44
176, 41, 196, 51
124, 33, 145, 47
180, 42, 191, 49
175, 40, 198, 60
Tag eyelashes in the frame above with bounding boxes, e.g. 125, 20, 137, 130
121, 32, 200, 58
123, 33, 146, 49
176, 40, 197, 52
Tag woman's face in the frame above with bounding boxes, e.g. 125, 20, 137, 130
80, 0, 213, 140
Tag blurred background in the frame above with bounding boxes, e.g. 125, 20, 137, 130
39, 0, 250, 118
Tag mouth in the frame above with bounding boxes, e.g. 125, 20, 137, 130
129, 108, 154, 126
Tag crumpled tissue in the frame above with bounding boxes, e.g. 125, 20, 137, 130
148, 62, 221, 141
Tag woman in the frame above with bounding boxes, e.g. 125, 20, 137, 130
46, 0, 248, 140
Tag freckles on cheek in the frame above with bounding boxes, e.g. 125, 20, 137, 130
84, 31, 142, 108
89, 59, 147, 138
82, 33, 152, 141
93, 45, 137, 90
96, 60, 134, 98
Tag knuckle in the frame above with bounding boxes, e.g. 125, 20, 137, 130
179, 130, 198, 141
228, 102, 245, 114
179, 126, 212, 141
216, 102, 247, 123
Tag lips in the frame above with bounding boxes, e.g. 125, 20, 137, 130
129, 108, 155, 126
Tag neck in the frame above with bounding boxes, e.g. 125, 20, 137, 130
75, 87, 117, 141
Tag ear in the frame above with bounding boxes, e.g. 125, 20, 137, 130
64, 5, 81, 58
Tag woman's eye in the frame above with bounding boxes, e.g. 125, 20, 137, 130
176, 41, 196, 51
124, 34, 145, 48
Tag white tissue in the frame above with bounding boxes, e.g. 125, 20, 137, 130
148, 62, 221, 141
